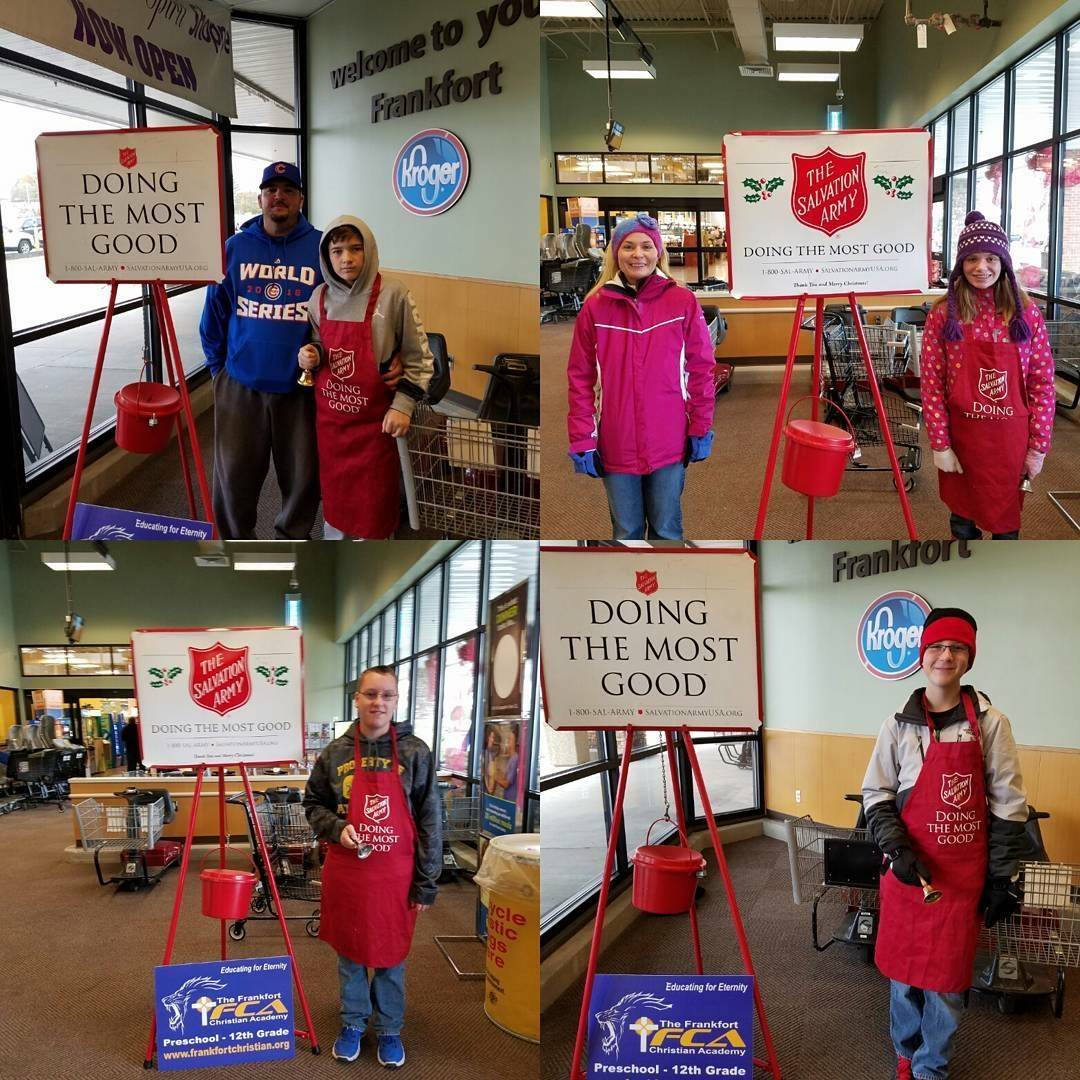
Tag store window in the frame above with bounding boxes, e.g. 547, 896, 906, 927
1012, 43, 1056, 150
695, 155, 724, 184
20, 644, 132, 676
650, 154, 695, 184
416, 566, 444, 653
1059, 138, 1080, 302
231, 130, 300, 233
951, 99, 971, 171
975, 77, 1006, 164
1067, 26, 1080, 135
231, 21, 297, 127
973, 160, 1004, 224
932, 115, 948, 177
603, 154, 650, 183
540, 771, 608, 920
555, 153, 604, 184
948, 171, 969, 255
1009, 147, 1052, 293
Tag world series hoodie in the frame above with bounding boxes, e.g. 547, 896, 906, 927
200, 214, 323, 394
305, 214, 434, 417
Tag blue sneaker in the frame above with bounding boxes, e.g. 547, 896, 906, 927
377, 1034, 405, 1068
332, 1025, 364, 1062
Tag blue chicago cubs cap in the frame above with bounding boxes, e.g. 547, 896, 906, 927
259, 161, 303, 190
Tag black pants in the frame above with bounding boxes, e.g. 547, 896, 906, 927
949, 513, 1019, 541
212, 371, 320, 540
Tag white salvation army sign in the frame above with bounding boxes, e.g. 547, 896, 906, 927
36, 125, 225, 284
540, 549, 761, 731
132, 627, 304, 766
723, 129, 931, 298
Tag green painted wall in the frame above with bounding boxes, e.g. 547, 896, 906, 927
0, 545, 19, 703
759, 541, 1078, 749
307, 0, 538, 285
544, 28, 880, 200
875, 0, 1080, 128
8, 544, 342, 733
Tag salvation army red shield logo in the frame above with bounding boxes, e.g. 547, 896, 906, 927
118, 147, 137, 169
364, 793, 390, 823
978, 368, 1008, 402
790, 147, 868, 237
329, 348, 355, 380
188, 643, 252, 717
635, 570, 658, 596
941, 772, 972, 809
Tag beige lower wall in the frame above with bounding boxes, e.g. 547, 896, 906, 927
765, 728, 1080, 865
385, 268, 539, 401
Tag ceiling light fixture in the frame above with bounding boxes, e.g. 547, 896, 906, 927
540, 0, 605, 16
40, 551, 116, 570
777, 63, 841, 83
583, 59, 656, 79
232, 553, 296, 572
772, 23, 863, 53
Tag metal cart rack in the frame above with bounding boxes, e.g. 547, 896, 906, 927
1044, 320, 1080, 411
76, 795, 166, 889
440, 785, 480, 876
815, 318, 923, 490
785, 814, 883, 957
398, 401, 539, 538
225, 792, 321, 941
974, 859, 1080, 1018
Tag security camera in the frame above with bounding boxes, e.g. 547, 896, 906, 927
835, 87, 845, 102
65, 612, 84, 644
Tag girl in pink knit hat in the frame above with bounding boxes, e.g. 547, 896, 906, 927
921, 210, 1055, 539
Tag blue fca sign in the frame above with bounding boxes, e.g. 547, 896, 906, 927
857, 591, 932, 681
392, 129, 469, 217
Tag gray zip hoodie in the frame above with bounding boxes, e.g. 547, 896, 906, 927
305, 214, 434, 418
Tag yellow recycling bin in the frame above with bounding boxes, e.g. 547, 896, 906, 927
474, 832, 539, 1042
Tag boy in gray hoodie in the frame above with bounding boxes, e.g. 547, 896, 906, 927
298, 215, 434, 538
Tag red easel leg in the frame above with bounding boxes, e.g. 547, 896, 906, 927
144, 765, 207, 1068
152, 285, 197, 520
754, 295, 809, 541
154, 284, 217, 536
682, 733, 782, 1079
807, 297, 825, 540
237, 766, 321, 1053
846, 293, 918, 540
665, 731, 703, 974
568, 728, 636, 1080
217, 766, 227, 960
64, 281, 119, 539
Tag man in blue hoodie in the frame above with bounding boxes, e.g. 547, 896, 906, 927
200, 162, 325, 539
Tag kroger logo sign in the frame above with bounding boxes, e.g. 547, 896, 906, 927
857, 591, 932, 681
393, 129, 469, 217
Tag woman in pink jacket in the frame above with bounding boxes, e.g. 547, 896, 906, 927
566, 214, 716, 540
921, 211, 1055, 539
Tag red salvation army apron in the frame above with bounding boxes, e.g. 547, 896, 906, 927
319, 723, 418, 968
875, 694, 988, 994
315, 274, 400, 538
938, 335, 1029, 535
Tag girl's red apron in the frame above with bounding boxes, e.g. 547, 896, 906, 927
315, 275, 400, 538
319, 723, 418, 968
875, 694, 987, 994
938, 335, 1028, 534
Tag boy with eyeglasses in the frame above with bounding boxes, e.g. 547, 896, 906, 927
862, 608, 1028, 1080
303, 665, 441, 1068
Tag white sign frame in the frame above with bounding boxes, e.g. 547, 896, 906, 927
540, 548, 762, 731
722, 128, 932, 299
36, 125, 226, 284
132, 627, 304, 767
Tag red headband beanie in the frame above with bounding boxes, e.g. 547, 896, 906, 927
919, 607, 978, 670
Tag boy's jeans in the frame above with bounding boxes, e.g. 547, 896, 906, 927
890, 979, 964, 1080
603, 462, 685, 541
338, 955, 405, 1034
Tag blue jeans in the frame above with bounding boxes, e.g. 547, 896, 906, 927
949, 513, 1019, 541
338, 954, 406, 1034
890, 980, 964, 1079
603, 462, 685, 541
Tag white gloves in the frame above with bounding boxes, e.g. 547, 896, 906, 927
1024, 448, 1046, 480
933, 448, 964, 474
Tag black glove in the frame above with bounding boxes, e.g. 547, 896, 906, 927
887, 846, 932, 888
981, 877, 1022, 928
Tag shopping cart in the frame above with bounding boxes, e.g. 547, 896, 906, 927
784, 811, 883, 959
225, 791, 321, 941
440, 783, 480, 878
76, 794, 166, 889
398, 400, 539, 538
1043, 320, 1080, 411
811, 315, 923, 491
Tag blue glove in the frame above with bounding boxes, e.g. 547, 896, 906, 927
685, 431, 714, 464
569, 450, 601, 478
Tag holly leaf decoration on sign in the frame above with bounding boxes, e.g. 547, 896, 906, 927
874, 174, 915, 199
256, 664, 289, 686
743, 175, 784, 204
147, 665, 181, 688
